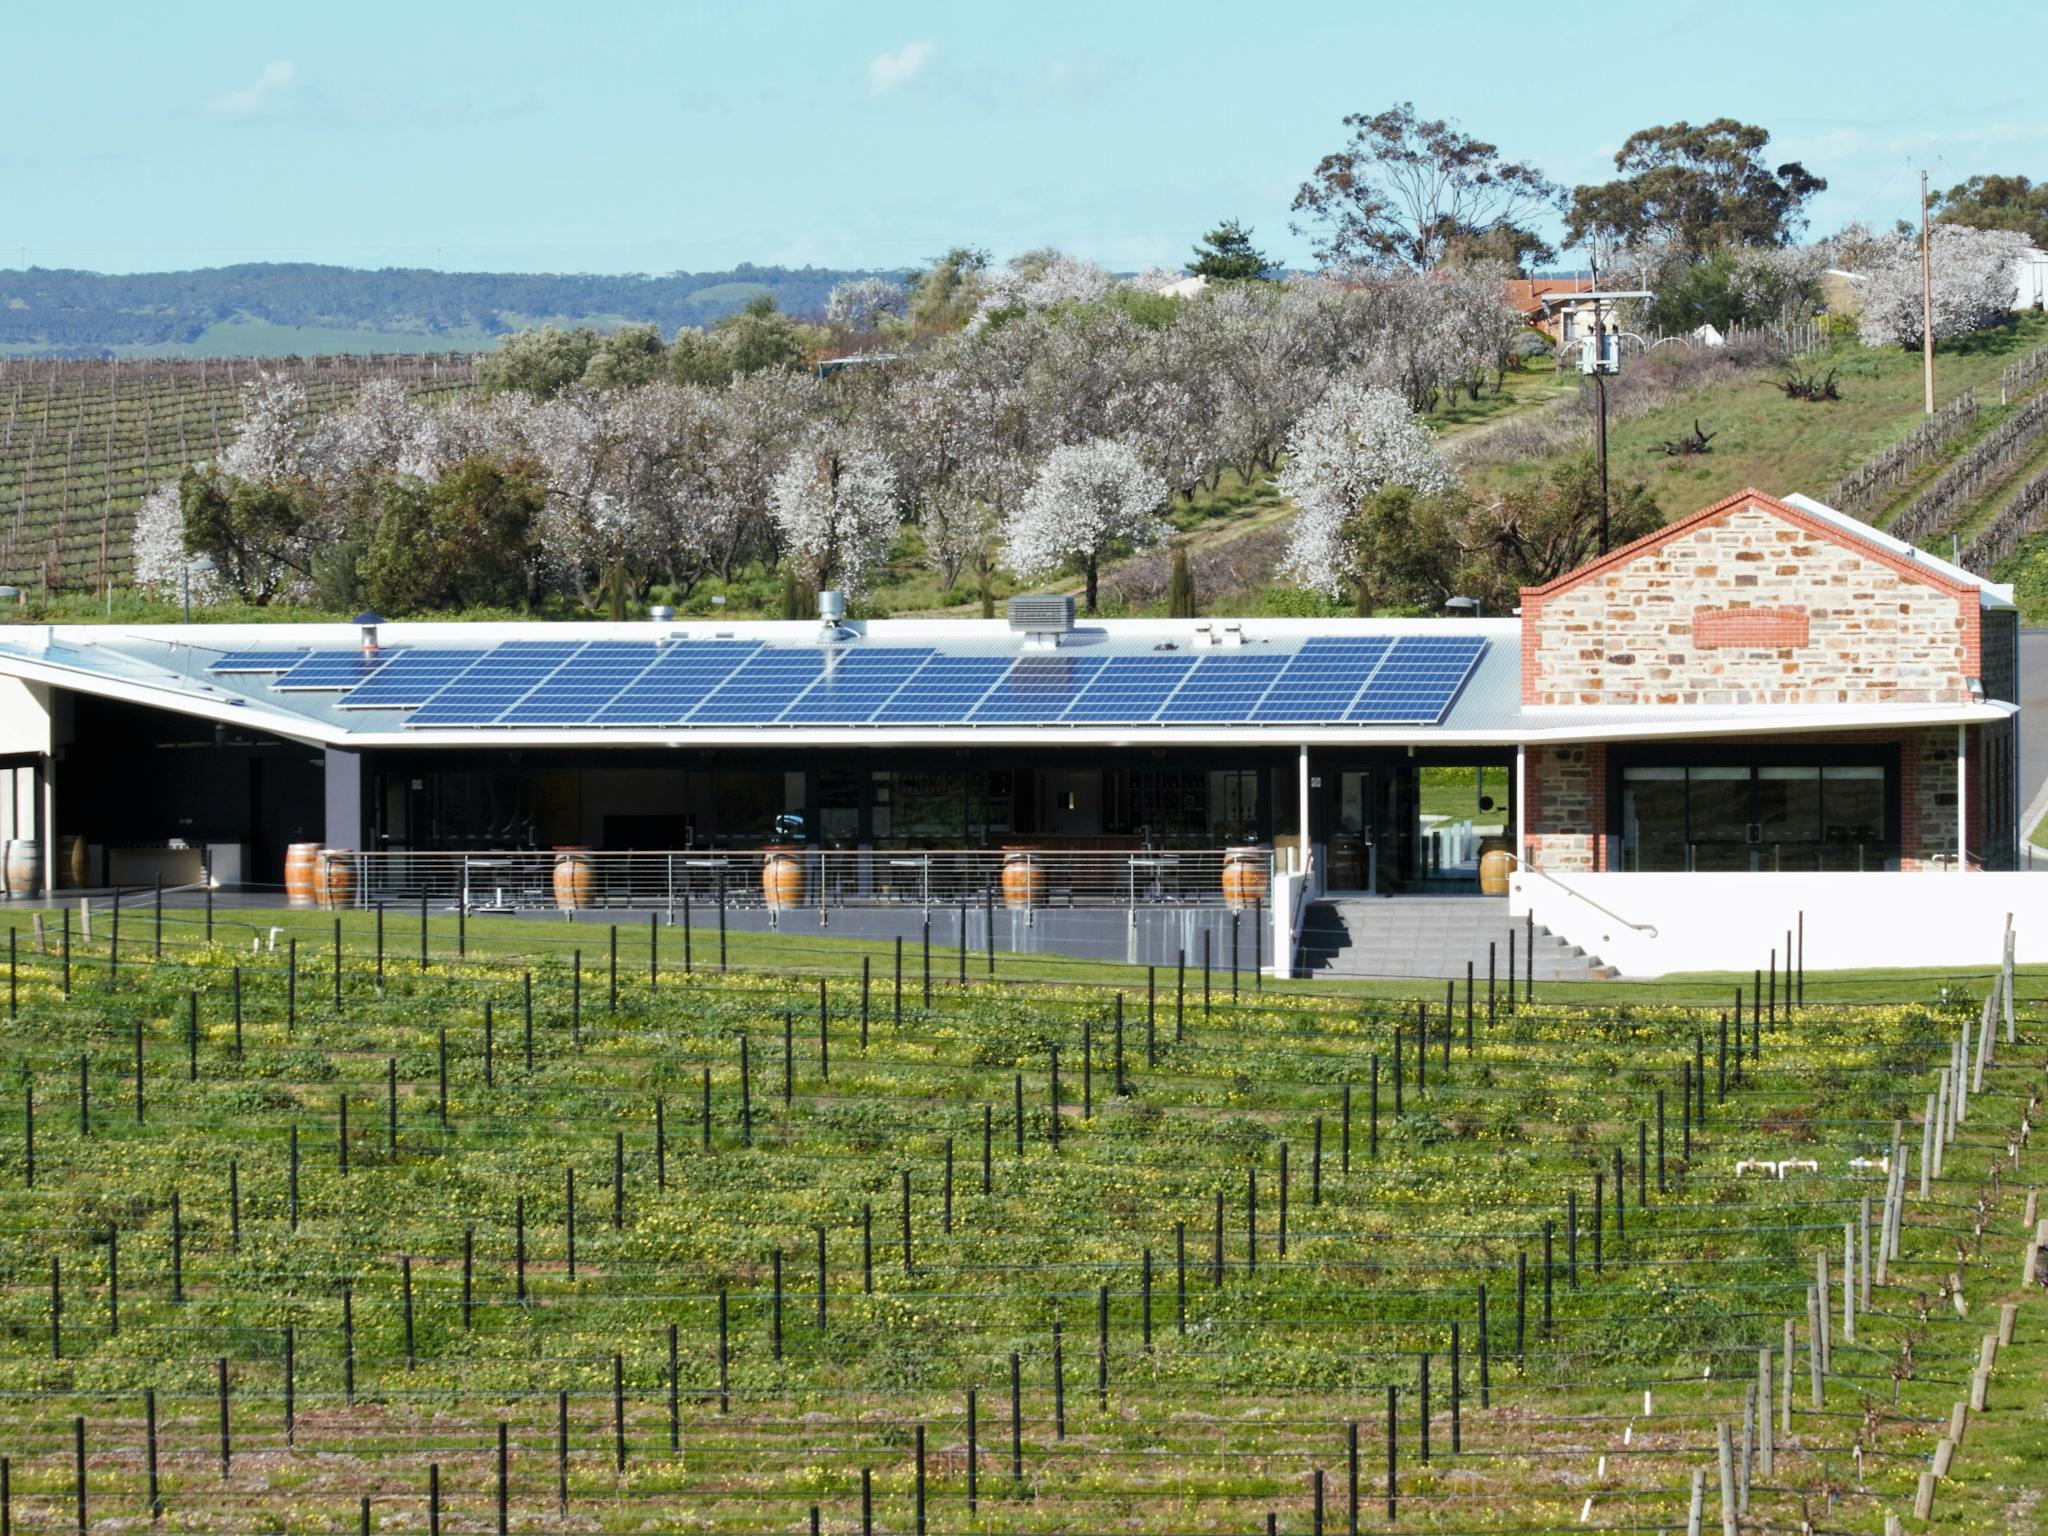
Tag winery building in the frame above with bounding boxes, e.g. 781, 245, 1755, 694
0, 488, 2029, 975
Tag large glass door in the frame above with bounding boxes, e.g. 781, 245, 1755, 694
1329, 769, 1376, 890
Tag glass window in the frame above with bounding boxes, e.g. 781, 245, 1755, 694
819, 771, 860, 849
1207, 770, 1258, 844
1687, 767, 1751, 869
1821, 766, 1885, 868
1756, 766, 1820, 843
1621, 767, 1686, 871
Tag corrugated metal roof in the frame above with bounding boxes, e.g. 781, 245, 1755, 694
0, 616, 2006, 748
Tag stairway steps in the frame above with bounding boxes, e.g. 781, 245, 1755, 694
1297, 896, 1613, 982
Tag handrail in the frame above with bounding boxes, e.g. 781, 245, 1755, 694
1286, 848, 1315, 978
1510, 854, 1661, 938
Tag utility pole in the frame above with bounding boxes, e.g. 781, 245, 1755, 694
1592, 283, 1610, 554
1920, 169, 1936, 415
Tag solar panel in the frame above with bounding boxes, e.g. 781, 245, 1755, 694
273, 650, 407, 691
408, 642, 583, 726
1346, 636, 1486, 724
1061, 654, 1200, 723
1252, 637, 1391, 722
500, 641, 661, 725
686, 649, 831, 724
1155, 653, 1286, 722
869, 655, 1013, 724
340, 649, 492, 709
594, 641, 762, 725
780, 648, 936, 724
209, 650, 312, 673
968, 654, 1106, 723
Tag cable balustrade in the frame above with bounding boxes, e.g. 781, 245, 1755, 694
316, 846, 1277, 918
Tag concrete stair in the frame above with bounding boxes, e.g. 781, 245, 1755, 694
1296, 895, 1613, 982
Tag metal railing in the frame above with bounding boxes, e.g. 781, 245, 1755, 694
313, 846, 1275, 916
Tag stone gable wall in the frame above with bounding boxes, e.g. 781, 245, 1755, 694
1522, 500, 1977, 706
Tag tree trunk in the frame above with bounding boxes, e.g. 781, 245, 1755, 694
1084, 558, 1099, 615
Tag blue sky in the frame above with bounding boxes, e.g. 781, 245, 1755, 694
5, 0, 2042, 276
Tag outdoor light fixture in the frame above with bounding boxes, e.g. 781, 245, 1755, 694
181, 555, 218, 623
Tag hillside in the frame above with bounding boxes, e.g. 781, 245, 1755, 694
0, 355, 476, 592
0, 264, 912, 358
14, 317, 2048, 621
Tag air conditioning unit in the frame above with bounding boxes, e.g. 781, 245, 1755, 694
1007, 594, 1075, 648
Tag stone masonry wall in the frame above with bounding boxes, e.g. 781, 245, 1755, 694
1525, 743, 1605, 872
1522, 497, 1978, 706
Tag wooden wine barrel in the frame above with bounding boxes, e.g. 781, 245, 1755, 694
1478, 842, 1515, 896
284, 842, 322, 908
3, 839, 40, 897
317, 849, 356, 910
761, 846, 804, 909
553, 848, 594, 911
1221, 845, 1271, 911
1000, 848, 1044, 909
58, 835, 88, 889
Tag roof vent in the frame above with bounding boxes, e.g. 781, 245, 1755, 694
649, 604, 675, 623
1007, 594, 1074, 649
353, 611, 384, 653
817, 588, 851, 642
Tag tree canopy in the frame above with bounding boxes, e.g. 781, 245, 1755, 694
1291, 102, 1560, 271
1933, 174, 2048, 249
1186, 220, 1272, 280
1566, 119, 1825, 259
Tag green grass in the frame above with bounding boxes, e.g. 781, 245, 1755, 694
0, 902, 2038, 1532
1477, 314, 2048, 514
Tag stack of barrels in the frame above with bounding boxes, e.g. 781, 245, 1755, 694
286, 844, 356, 909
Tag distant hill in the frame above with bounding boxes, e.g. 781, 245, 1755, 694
0, 263, 913, 358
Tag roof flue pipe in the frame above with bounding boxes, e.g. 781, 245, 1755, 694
354, 611, 384, 654
818, 588, 849, 642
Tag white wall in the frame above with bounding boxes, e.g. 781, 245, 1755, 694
1269, 870, 1306, 980
1509, 871, 2046, 976
2016, 251, 2048, 313
0, 678, 50, 757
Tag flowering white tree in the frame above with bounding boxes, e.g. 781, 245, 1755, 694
1002, 438, 1167, 613
825, 277, 909, 333
1856, 226, 2026, 348
1276, 379, 1453, 596
215, 374, 318, 484
970, 252, 1115, 327
132, 480, 228, 602
523, 389, 670, 610
307, 377, 423, 484
768, 427, 900, 597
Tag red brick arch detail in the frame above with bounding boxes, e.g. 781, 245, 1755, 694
1692, 604, 1810, 650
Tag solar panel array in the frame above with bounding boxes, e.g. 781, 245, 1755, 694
210, 634, 1486, 729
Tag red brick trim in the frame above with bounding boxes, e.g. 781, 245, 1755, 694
1520, 488, 1980, 604
1692, 604, 1810, 649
